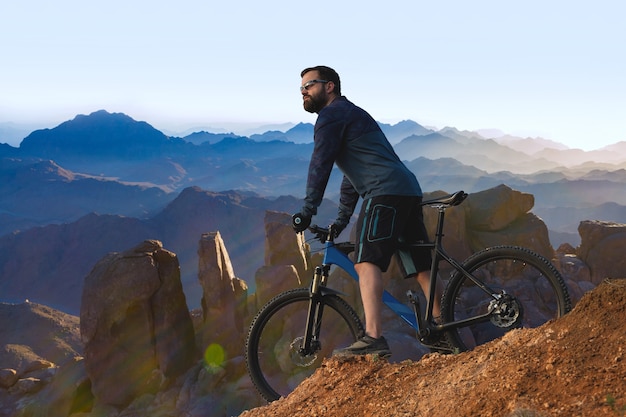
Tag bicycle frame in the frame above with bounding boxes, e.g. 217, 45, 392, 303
247, 190, 571, 402
311, 202, 499, 343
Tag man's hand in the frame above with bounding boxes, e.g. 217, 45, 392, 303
292, 212, 311, 233
329, 222, 346, 239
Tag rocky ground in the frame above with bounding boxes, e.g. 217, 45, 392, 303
240, 279, 626, 417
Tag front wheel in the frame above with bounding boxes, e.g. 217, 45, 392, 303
441, 245, 571, 352
245, 288, 364, 402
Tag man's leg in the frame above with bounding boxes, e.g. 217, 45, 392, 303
332, 260, 391, 357
416, 270, 443, 319
354, 261, 384, 339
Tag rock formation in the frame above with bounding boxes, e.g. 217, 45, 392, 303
0, 302, 86, 417
576, 220, 626, 285
462, 184, 553, 259
80, 240, 196, 406
253, 211, 311, 309
197, 231, 248, 364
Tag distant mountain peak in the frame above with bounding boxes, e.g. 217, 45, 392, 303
19, 110, 173, 158
395, 119, 423, 128
57, 109, 156, 134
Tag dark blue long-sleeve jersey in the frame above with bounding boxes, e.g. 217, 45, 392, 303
301, 96, 422, 224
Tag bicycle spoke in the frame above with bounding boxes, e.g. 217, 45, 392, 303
442, 246, 571, 351
246, 289, 363, 401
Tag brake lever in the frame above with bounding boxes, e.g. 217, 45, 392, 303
309, 225, 329, 243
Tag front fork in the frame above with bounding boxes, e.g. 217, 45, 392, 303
299, 265, 329, 355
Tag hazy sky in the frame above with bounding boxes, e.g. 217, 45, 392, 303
1, 0, 624, 150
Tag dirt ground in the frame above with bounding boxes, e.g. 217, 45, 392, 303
240, 279, 626, 417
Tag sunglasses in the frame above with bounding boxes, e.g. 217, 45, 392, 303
300, 79, 328, 92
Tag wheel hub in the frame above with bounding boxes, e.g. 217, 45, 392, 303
289, 336, 318, 367
488, 293, 523, 328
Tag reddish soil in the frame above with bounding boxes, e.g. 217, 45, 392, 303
241, 279, 626, 417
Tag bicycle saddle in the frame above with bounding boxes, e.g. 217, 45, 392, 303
422, 190, 468, 207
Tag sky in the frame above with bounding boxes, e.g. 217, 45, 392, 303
1, 0, 625, 150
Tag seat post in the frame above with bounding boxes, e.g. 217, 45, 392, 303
432, 206, 447, 249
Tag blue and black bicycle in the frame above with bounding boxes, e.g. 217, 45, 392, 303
245, 190, 572, 402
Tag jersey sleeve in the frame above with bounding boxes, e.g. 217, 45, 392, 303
301, 110, 345, 217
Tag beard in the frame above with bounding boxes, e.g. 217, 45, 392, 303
303, 92, 326, 113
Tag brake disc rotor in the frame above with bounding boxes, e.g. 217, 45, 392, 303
289, 336, 318, 367
489, 294, 523, 328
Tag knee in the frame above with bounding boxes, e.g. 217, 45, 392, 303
354, 261, 381, 274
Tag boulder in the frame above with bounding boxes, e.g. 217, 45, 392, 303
14, 377, 45, 395
0, 369, 18, 388
468, 212, 554, 259
22, 360, 54, 375
464, 185, 553, 259
80, 240, 196, 406
577, 220, 626, 284
465, 184, 534, 232
16, 356, 92, 417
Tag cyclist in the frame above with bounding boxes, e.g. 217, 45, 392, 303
292, 65, 444, 357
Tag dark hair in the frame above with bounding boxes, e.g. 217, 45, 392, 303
301, 65, 341, 96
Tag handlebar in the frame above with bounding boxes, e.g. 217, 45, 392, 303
308, 224, 331, 243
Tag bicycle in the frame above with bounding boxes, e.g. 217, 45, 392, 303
245, 190, 572, 402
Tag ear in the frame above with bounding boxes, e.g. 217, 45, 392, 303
325, 81, 335, 94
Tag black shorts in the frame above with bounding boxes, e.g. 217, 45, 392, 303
354, 195, 432, 274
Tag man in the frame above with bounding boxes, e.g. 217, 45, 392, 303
292, 65, 443, 357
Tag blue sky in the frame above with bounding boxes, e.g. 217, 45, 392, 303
1, 0, 624, 150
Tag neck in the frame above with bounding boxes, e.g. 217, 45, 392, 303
325, 94, 339, 107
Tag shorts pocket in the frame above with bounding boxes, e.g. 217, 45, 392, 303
367, 204, 396, 242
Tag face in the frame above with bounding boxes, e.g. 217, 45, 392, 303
301, 71, 332, 114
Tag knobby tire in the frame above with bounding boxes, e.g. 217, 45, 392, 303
245, 288, 364, 402
441, 245, 572, 352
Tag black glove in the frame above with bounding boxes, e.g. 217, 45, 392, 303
329, 220, 347, 239
292, 212, 311, 233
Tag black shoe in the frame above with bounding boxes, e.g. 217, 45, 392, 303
333, 335, 391, 358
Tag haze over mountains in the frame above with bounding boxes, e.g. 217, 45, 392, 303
4, 109, 625, 236
1, 110, 626, 314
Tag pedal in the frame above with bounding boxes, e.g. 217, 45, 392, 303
420, 335, 457, 354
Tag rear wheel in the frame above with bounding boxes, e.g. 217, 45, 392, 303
245, 288, 364, 402
441, 246, 571, 352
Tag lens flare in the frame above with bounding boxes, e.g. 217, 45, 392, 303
204, 343, 226, 369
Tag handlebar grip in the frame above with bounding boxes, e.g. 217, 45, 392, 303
292, 213, 311, 232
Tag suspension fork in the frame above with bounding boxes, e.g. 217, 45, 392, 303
299, 264, 330, 355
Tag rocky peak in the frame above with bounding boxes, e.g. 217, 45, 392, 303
80, 239, 196, 406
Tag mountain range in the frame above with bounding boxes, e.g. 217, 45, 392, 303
4, 110, 626, 236
1, 109, 626, 314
